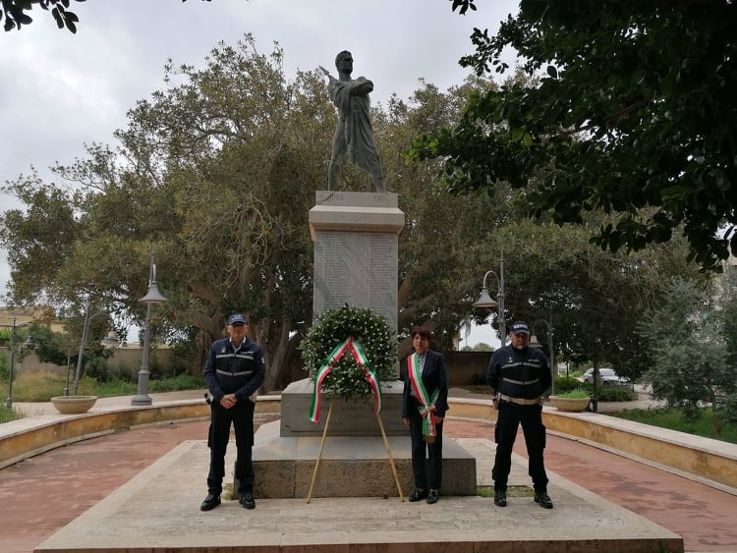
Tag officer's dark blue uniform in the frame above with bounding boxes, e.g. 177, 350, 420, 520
486, 321, 553, 509
201, 313, 265, 511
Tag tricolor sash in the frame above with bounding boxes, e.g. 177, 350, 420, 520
308, 336, 382, 423
407, 352, 440, 439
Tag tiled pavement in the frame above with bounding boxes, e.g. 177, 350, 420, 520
0, 412, 736, 552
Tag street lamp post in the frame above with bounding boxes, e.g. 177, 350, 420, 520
472, 256, 506, 344
131, 253, 167, 406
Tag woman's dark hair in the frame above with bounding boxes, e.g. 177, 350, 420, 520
411, 326, 431, 339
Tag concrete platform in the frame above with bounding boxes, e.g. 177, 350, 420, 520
35, 436, 683, 553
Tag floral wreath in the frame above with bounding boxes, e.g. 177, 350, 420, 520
300, 305, 396, 404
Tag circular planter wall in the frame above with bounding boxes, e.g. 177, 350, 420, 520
50, 395, 98, 414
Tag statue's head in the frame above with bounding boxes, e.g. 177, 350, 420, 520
335, 50, 353, 75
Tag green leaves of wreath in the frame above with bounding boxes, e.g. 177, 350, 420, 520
300, 306, 396, 400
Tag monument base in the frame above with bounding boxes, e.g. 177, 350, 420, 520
253, 420, 476, 498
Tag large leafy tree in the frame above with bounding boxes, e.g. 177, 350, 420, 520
2, 38, 327, 389
2, 32, 711, 390
0, 38, 506, 388
418, 1, 737, 270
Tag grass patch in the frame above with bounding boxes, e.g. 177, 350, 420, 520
612, 407, 737, 444
150, 373, 202, 392
0, 372, 202, 402
0, 404, 23, 423
555, 388, 590, 399
0, 372, 97, 401
92, 379, 137, 397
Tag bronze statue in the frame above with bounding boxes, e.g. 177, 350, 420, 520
320, 51, 386, 194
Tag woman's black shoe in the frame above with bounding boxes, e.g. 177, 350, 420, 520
200, 493, 221, 511
426, 489, 440, 504
239, 491, 256, 510
493, 490, 507, 507
534, 492, 554, 509
408, 488, 427, 502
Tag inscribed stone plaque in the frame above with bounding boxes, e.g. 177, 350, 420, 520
313, 230, 398, 331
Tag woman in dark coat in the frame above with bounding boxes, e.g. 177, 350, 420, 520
401, 326, 449, 504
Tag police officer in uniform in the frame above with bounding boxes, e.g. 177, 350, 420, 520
201, 313, 265, 511
486, 321, 553, 509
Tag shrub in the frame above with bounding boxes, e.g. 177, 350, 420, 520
589, 385, 636, 402
0, 353, 8, 381
554, 376, 581, 393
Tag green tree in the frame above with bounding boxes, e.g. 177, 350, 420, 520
419, 1, 737, 270
717, 266, 737, 423
2, 34, 707, 393
640, 278, 734, 424
471, 213, 704, 383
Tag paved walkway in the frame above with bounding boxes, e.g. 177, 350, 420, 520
0, 392, 735, 552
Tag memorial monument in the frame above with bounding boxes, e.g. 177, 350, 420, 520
250, 51, 476, 499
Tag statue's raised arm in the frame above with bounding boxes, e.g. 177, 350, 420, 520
318, 65, 337, 84
324, 50, 386, 194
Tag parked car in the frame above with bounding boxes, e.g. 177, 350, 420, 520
581, 368, 630, 387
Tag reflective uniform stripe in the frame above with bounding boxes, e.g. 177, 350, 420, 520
502, 377, 540, 385
216, 369, 253, 377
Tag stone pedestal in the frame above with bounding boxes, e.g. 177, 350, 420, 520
310, 191, 404, 335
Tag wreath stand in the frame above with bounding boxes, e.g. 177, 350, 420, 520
306, 397, 405, 503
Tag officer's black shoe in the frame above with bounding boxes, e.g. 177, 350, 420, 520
426, 489, 440, 504
493, 489, 507, 507
408, 488, 428, 502
534, 492, 554, 509
200, 493, 221, 511
239, 491, 256, 510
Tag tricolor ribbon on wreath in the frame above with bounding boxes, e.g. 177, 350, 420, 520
407, 352, 440, 441
308, 336, 382, 423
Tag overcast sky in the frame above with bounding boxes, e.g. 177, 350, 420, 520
0, 0, 517, 344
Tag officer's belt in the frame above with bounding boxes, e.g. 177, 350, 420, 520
498, 394, 540, 406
